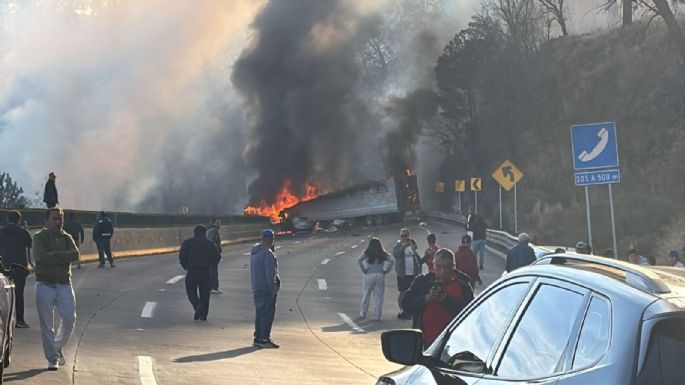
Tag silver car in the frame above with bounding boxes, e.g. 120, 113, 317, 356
378, 253, 685, 385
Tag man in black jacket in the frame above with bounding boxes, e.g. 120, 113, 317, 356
402, 248, 474, 346
43, 172, 58, 208
63, 213, 84, 269
179, 225, 221, 321
93, 211, 115, 268
0, 211, 33, 328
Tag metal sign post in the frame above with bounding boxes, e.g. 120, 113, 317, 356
609, 184, 618, 259
499, 186, 503, 230
584, 186, 592, 249
474, 191, 478, 214
458, 193, 462, 213
514, 184, 518, 234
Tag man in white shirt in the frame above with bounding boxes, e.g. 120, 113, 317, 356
392, 228, 419, 320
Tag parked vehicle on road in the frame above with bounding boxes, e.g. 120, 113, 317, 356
378, 253, 685, 385
0, 263, 23, 384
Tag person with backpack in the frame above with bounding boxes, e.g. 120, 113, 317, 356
93, 211, 115, 268
206, 218, 223, 294
356, 238, 395, 321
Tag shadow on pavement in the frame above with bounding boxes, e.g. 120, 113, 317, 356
174, 346, 260, 363
4, 368, 45, 382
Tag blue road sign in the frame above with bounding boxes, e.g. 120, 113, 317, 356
571, 122, 619, 171
574, 169, 621, 186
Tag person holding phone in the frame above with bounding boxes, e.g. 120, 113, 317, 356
393, 228, 420, 320
402, 248, 474, 346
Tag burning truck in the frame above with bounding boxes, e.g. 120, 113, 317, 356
279, 174, 421, 231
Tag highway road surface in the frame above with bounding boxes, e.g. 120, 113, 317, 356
5, 219, 505, 385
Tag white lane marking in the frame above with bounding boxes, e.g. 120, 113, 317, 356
367, 234, 372, 238
335, 251, 345, 255
359, 240, 365, 244
140, 302, 157, 318
321, 258, 331, 265
243, 252, 251, 256
138, 356, 159, 385
157, 289, 166, 292
275, 245, 283, 250
423, 227, 431, 235
350, 244, 359, 249
338, 313, 365, 333
317, 279, 327, 290
293, 241, 301, 244
165, 275, 184, 284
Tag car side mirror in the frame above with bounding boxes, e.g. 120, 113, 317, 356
381, 329, 424, 366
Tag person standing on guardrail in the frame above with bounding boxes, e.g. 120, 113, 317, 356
471, 215, 488, 270
206, 218, 223, 294
454, 235, 482, 286
33, 208, 79, 371
505, 233, 536, 273
93, 211, 115, 268
251, 229, 280, 349
356, 238, 395, 321
393, 228, 420, 320
420, 234, 438, 273
402, 248, 473, 346
43, 172, 59, 208
179, 225, 221, 321
0, 210, 33, 328
63, 213, 84, 269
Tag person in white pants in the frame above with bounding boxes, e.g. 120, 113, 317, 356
356, 238, 395, 320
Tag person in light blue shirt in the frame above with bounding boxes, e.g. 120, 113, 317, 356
356, 238, 395, 321
250, 229, 280, 349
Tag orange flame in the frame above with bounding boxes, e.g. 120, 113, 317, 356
244, 181, 322, 223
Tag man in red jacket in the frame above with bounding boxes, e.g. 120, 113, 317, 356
454, 235, 482, 287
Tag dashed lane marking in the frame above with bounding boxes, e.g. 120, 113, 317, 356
338, 313, 365, 333
243, 252, 251, 256
351, 244, 359, 249
293, 241, 301, 244
138, 356, 159, 385
335, 251, 345, 255
165, 275, 184, 284
140, 302, 157, 318
275, 245, 283, 250
317, 279, 327, 290
321, 258, 331, 265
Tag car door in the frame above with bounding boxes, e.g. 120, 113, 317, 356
477, 278, 590, 385
415, 278, 534, 385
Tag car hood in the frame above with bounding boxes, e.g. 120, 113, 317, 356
382, 365, 473, 385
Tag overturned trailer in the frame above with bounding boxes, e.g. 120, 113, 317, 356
280, 175, 420, 230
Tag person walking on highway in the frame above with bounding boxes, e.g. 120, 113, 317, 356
669, 250, 684, 267
454, 235, 482, 287
0, 210, 33, 328
393, 228, 419, 320
179, 225, 221, 321
63, 212, 84, 269
356, 238, 395, 321
420, 233, 439, 273
43, 172, 59, 208
471, 215, 488, 270
33, 208, 79, 370
250, 229, 281, 349
505, 233, 536, 273
206, 218, 223, 294
402, 248, 474, 346
93, 211, 115, 268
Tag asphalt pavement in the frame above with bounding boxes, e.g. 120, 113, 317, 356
4, 219, 505, 385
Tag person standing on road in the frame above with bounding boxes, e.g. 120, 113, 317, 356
420, 233, 439, 273
0, 210, 33, 328
505, 233, 536, 273
356, 238, 395, 321
33, 208, 79, 370
669, 250, 684, 267
179, 225, 221, 321
454, 235, 482, 287
206, 218, 223, 294
471, 215, 488, 270
93, 211, 115, 268
63, 212, 84, 269
43, 172, 59, 208
402, 248, 474, 346
393, 228, 419, 320
250, 229, 280, 349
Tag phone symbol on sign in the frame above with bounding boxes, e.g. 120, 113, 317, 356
578, 127, 609, 162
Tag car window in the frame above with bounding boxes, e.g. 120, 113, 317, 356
440, 282, 529, 372
637, 317, 685, 385
572, 297, 610, 369
496, 284, 585, 379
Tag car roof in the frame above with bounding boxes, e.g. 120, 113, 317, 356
506, 253, 685, 307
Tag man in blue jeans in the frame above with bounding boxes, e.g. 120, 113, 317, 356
250, 229, 280, 349
33, 208, 79, 370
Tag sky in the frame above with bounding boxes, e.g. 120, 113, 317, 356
0, 0, 613, 213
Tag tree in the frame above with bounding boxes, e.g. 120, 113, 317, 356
489, 0, 545, 55
538, 0, 569, 36
651, 0, 685, 62
0, 172, 30, 208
